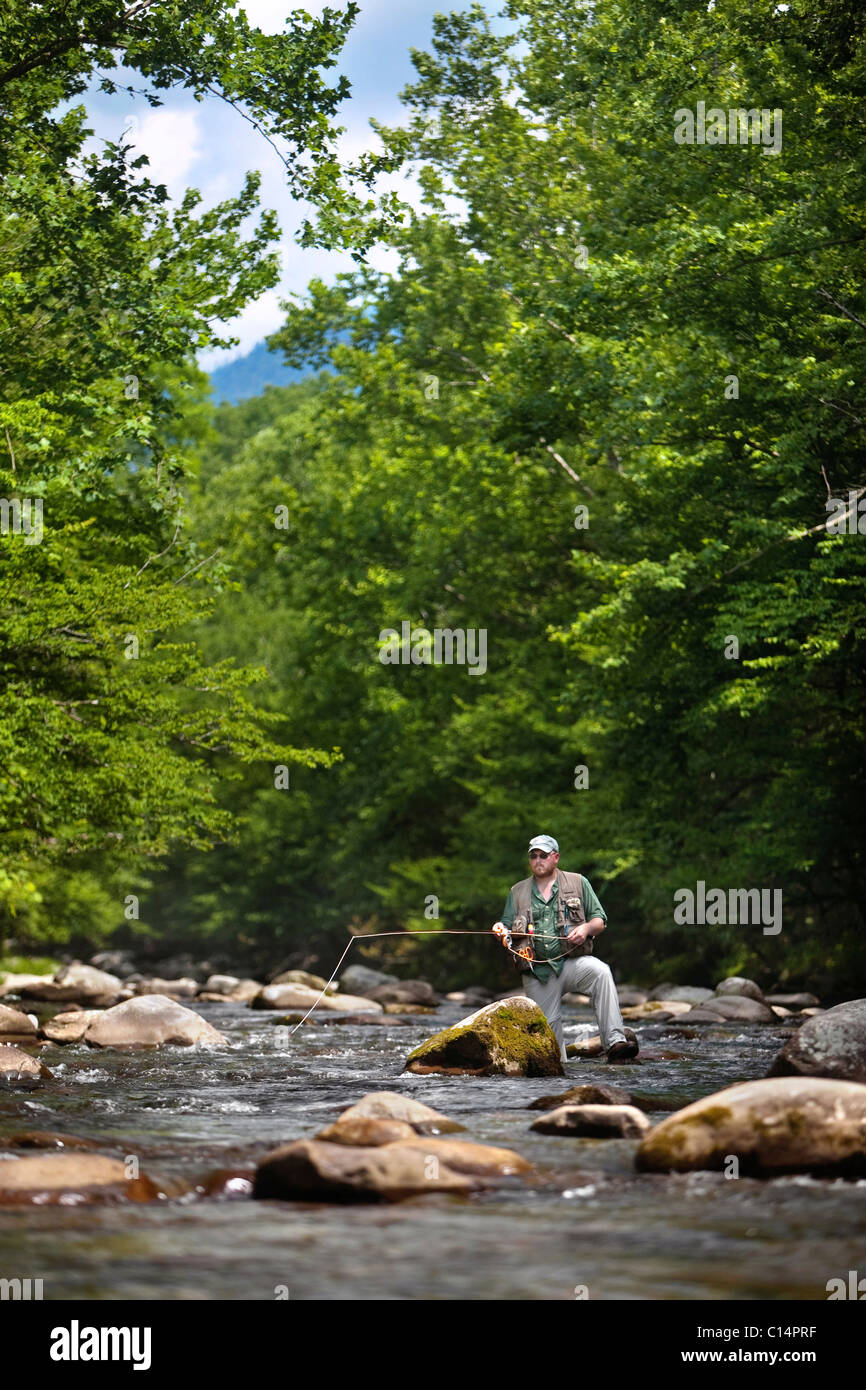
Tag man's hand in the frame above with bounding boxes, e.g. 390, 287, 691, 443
566, 924, 588, 945
491, 922, 512, 948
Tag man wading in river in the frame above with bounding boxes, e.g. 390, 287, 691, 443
491, 835, 638, 1064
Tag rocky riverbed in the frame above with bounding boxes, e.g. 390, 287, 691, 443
1, 964, 866, 1300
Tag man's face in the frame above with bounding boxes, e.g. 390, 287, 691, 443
529, 848, 559, 877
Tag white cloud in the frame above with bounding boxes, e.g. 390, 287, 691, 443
128, 109, 203, 192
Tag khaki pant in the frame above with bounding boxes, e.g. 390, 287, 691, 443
523, 956, 628, 1062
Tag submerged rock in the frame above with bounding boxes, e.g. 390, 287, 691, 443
404, 998, 563, 1077
83, 995, 225, 1048
0, 1153, 160, 1204
635, 1076, 866, 1177
767, 999, 866, 1083
0, 1044, 52, 1087
530, 1104, 650, 1138
5, 1130, 108, 1152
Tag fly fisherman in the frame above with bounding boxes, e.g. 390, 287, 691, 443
491, 835, 638, 1064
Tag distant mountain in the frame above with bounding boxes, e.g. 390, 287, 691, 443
208, 341, 310, 405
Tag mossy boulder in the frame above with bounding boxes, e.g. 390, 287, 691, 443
404, 997, 563, 1077
635, 1077, 866, 1177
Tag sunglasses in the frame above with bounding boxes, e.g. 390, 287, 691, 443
529, 849, 554, 859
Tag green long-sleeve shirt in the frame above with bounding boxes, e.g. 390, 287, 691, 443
500, 875, 607, 983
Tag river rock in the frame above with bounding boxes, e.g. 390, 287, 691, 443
767, 999, 866, 1082
647, 982, 677, 1000
562, 992, 591, 1006
251, 983, 382, 1013
635, 1076, 866, 1176
616, 987, 649, 1007
270, 969, 329, 990
333, 1092, 464, 1134
366, 980, 439, 1006
316, 1117, 418, 1146
41, 1010, 98, 1043
566, 1027, 638, 1058
0, 1045, 53, 1087
383, 1002, 435, 1015
693, 996, 776, 1023
202, 975, 262, 1002
656, 986, 714, 1005
83, 995, 226, 1048
253, 1138, 474, 1200
339, 964, 399, 994
90, 949, 138, 977
445, 986, 493, 1005
135, 977, 200, 999
20, 963, 122, 1006
801, 1008, 825, 1016
623, 1000, 693, 1019
715, 976, 765, 1001
528, 1083, 633, 1111
0, 1004, 38, 1038
0, 1153, 160, 1203
404, 997, 563, 1077
530, 1104, 650, 1138
5, 1130, 108, 1151
765, 993, 820, 1010
0, 971, 54, 996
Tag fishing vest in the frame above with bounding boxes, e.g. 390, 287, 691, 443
509, 870, 593, 973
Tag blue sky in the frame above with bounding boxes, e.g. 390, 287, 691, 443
81, 2, 504, 369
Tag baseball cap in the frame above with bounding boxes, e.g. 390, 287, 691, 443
528, 834, 559, 854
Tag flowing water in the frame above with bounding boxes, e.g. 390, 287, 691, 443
2, 1000, 865, 1301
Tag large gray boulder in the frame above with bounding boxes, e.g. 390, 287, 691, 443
404, 997, 563, 1077
768, 999, 866, 1083
636, 1077, 866, 1177
83, 995, 225, 1048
